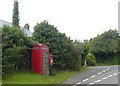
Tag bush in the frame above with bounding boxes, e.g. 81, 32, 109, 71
2, 26, 34, 72
49, 65, 57, 76
33, 20, 82, 71
85, 53, 96, 66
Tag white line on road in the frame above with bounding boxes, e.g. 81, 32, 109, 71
89, 82, 94, 85
82, 78, 89, 82
113, 73, 118, 76
102, 77, 108, 80
102, 70, 106, 72
95, 79, 101, 83
76, 82, 81, 84
90, 75, 96, 78
108, 75, 113, 78
98, 72, 102, 75
74, 67, 112, 85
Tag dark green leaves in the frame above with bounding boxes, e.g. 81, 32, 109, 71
33, 20, 81, 71
2, 26, 33, 72
12, 0, 19, 27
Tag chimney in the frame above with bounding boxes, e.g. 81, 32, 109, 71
24, 23, 29, 30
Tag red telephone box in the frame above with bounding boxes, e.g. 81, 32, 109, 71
31, 44, 49, 75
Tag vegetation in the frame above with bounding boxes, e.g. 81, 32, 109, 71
2, 23, 119, 85
2, 26, 35, 72
3, 71, 76, 84
2, 21, 83, 75
2, 24, 119, 74
2, 0, 119, 84
12, 0, 19, 27
32, 20, 82, 72
85, 53, 96, 66
89, 29, 119, 65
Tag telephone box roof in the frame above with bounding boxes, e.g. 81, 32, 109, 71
33, 44, 48, 48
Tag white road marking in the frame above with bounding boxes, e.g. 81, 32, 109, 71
76, 82, 81, 84
74, 67, 113, 85
113, 73, 118, 76
106, 68, 109, 70
90, 75, 96, 78
89, 82, 94, 84
102, 70, 106, 72
95, 80, 101, 83
108, 75, 112, 77
83, 78, 89, 82
98, 72, 102, 75
102, 77, 108, 80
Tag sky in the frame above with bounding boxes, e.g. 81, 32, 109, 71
0, 0, 119, 41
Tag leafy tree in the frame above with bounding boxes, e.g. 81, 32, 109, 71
89, 29, 119, 63
2, 26, 34, 72
12, 0, 19, 27
72, 40, 85, 67
32, 20, 81, 71
85, 53, 96, 66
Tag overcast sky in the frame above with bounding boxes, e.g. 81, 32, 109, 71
0, 0, 119, 41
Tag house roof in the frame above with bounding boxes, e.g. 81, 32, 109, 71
0, 19, 12, 27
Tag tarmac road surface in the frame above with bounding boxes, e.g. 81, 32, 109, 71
63, 65, 120, 86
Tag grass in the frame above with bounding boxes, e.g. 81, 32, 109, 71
96, 63, 120, 66
96, 63, 111, 66
2, 71, 76, 84
79, 66, 87, 72
2, 67, 87, 84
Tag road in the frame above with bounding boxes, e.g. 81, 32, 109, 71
63, 65, 120, 86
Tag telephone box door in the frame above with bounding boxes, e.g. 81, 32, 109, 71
42, 52, 49, 76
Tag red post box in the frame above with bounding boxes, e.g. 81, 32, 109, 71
49, 54, 54, 65
31, 44, 49, 75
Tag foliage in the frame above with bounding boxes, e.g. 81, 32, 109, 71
71, 41, 84, 69
85, 53, 96, 66
89, 29, 119, 63
12, 0, 19, 27
2, 26, 34, 72
32, 20, 81, 71
89, 30, 118, 53
73, 40, 91, 66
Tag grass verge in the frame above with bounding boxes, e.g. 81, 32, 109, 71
2, 71, 77, 84
2, 67, 88, 84
96, 63, 119, 66
79, 66, 87, 72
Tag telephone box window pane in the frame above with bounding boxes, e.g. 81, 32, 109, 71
41, 47, 48, 50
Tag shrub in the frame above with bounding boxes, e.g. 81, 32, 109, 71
85, 53, 96, 66
2, 26, 34, 72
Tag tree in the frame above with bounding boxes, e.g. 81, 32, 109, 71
12, 0, 19, 27
32, 20, 81, 71
85, 53, 96, 66
2, 26, 34, 72
89, 29, 119, 63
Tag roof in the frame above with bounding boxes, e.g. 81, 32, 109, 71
22, 28, 32, 37
0, 19, 12, 27
33, 44, 48, 48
